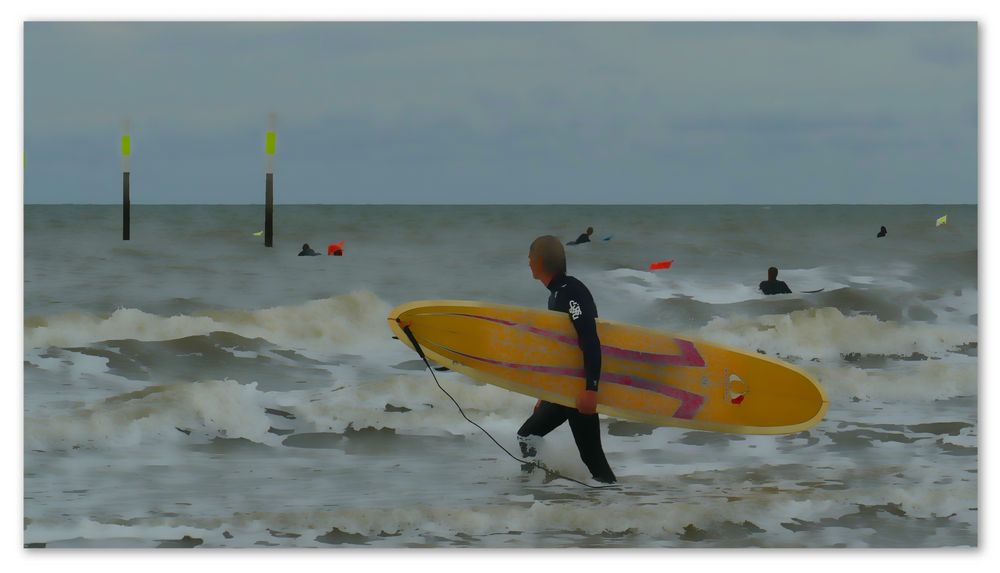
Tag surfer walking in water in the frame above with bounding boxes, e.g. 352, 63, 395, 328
759, 266, 793, 295
517, 235, 617, 484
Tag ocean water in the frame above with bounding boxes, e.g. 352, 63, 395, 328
23, 204, 978, 548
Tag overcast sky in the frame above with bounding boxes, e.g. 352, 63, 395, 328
24, 21, 977, 204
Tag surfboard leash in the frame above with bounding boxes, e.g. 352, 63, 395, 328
399, 324, 616, 490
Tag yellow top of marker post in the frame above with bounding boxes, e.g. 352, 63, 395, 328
265, 131, 276, 155
121, 135, 131, 157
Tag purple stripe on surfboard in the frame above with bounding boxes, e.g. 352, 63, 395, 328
441, 312, 706, 368
439, 345, 705, 419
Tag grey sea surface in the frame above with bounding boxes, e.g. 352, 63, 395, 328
24, 204, 978, 547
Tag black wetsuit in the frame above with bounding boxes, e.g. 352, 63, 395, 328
517, 273, 616, 483
298, 248, 320, 256
569, 233, 591, 245
759, 280, 792, 295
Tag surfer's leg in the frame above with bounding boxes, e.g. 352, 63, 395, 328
567, 412, 616, 483
516, 401, 569, 456
517, 402, 569, 470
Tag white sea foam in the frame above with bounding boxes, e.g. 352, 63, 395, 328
25, 379, 280, 450
23, 370, 541, 451
25, 290, 390, 351
805, 362, 977, 403
697, 306, 976, 362
24, 479, 977, 547
287, 372, 537, 437
602, 268, 763, 304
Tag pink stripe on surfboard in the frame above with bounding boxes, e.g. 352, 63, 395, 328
443, 312, 706, 368
440, 346, 705, 419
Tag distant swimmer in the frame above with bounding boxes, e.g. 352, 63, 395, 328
759, 266, 793, 295
567, 227, 594, 246
298, 243, 321, 256
877, 226, 887, 238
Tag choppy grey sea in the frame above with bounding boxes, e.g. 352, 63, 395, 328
24, 204, 977, 548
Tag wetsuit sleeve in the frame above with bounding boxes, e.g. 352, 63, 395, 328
558, 289, 602, 392
779, 281, 792, 294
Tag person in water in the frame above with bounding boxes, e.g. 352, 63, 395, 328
567, 227, 594, 245
759, 266, 793, 295
298, 243, 321, 256
877, 226, 887, 238
517, 235, 617, 484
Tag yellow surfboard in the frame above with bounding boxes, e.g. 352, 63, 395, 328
388, 300, 828, 435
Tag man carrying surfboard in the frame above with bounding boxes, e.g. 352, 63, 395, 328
517, 235, 617, 484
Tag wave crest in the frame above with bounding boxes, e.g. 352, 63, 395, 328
698, 307, 976, 362
25, 291, 390, 350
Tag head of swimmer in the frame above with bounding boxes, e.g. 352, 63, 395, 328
767, 266, 779, 281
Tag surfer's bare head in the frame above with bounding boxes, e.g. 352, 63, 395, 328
586, 227, 593, 235
529, 235, 566, 282
768, 266, 779, 281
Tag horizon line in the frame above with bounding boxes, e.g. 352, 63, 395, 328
22, 202, 979, 207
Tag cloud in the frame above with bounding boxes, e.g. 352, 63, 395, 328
24, 22, 977, 204
669, 113, 903, 134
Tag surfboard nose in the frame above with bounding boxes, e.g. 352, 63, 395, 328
387, 305, 401, 322
387, 303, 413, 325
388, 301, 437, 323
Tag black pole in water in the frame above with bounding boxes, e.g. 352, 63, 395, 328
123, 172, 130, 241
122, 122, 131, 241
264, 113, 276, 248
265, 172, 274, 247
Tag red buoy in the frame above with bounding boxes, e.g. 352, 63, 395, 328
648, 260, 673, 271
328, 241, 345, 256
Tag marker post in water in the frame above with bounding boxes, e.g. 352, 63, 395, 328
264, 113, 276, 247
121, 120, 131, 241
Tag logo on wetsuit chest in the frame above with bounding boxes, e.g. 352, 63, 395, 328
568, 300, 583, 320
